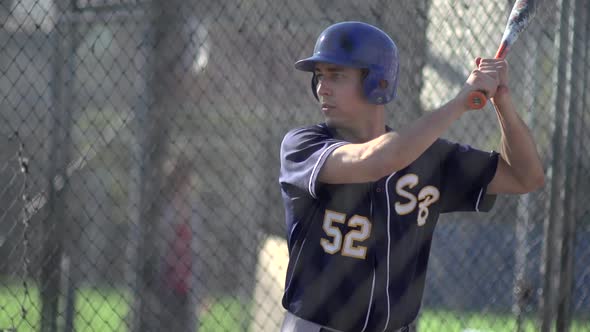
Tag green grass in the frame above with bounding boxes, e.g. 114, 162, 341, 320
199, 298, 248, 332
74, 287, 129, 332
1, 283, 589, 332
0, 282, 248, 332
418, 309, 590, 332
0, 282, 40, 331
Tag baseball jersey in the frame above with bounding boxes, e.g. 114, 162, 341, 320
279, 123, 499, 332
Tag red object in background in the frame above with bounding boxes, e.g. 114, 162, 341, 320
165, 223, 193, 295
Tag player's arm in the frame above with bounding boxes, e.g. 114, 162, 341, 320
319, 70, 498, 184
479, 59, 545, 194
486, 89, 545, 194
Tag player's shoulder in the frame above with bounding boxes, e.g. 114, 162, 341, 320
429, 138, 491, 160
426, 138, 456, 155
283, 123, 331, 139
281, 123, 333, 147
419, 138, 468, 164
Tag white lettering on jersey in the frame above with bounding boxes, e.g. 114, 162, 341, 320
320, 210, 372, 260
394, 174, 419, 215
417, 186, 440, 226
394, 174, 440, 226
320, 210, 346, 254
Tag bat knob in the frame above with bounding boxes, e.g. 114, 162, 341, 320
467, 91, 487, 109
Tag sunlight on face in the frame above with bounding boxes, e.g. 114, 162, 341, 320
314, 63, 368, 128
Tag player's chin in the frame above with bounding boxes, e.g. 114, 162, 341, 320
323, 116, 338, 126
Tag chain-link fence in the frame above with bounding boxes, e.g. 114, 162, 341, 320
1, 0, 589, 331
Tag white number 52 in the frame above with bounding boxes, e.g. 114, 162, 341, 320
320, 210, 371, 260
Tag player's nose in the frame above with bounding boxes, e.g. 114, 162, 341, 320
317, 80, 332, 97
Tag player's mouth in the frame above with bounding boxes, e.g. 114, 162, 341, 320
321, 103, 336, 112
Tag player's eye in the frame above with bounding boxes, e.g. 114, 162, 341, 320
332, 73, 345, 80
315, 73, 324, 82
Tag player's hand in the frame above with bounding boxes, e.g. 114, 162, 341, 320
477, 57, 510, 101
457, 59, 500, 111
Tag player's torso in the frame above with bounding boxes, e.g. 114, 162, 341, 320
285, 143, 445, 331
313, 142, 444, 271
368, 151, 443, 330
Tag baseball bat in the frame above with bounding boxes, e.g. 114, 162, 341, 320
467, 0, 536, 109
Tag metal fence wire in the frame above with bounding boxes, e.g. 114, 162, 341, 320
1, 0, 589, 331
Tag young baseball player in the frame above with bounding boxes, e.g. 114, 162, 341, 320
279, 21, 544, 332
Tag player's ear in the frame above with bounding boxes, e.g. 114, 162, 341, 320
361, 69, 369, 80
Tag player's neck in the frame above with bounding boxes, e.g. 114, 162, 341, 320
333, 108, 386, 143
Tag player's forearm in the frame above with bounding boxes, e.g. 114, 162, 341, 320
363, 98, 466, 175
492, 92, 545, 190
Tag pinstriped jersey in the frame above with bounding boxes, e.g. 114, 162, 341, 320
279, 123, 499, 332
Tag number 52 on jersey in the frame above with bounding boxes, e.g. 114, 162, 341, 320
320, 173, 440, 260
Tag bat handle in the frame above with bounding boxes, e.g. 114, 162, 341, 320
467, 90, 487, 109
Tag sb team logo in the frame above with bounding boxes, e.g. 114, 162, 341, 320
394, 174, 440, 226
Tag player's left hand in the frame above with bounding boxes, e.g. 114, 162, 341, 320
476, 57, 510, 99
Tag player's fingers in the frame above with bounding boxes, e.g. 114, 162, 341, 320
486, 59, 507, 66
477, 65, 498, 74
477, 64, 497, 71
478, 60, 503, 67
472, 68, 497, 77
470, 69, 499, 92
478, 59, 492, 68
478, 68, 499, 79
478, 60, 503, 72
479, 64, 508, 79
478, 64, 504, 75
479, 58, 503, 64
475, 57, 482, 67
480, 59, 508, 70
481, 70, 500, 88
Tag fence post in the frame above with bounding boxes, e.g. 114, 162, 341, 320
126, 10, 156, 332
540, 0, 573, 330
513, 24, 540, 331
40, 1, 78, 331
556, 1, 587, 330
130, 0, 196, 330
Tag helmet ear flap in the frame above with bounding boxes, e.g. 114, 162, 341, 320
363, 64, 398, 104
363, 67, 385, 104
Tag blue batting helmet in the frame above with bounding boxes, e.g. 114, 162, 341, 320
295, 21, 399, 105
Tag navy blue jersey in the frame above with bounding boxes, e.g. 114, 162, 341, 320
279, 123, 499, 332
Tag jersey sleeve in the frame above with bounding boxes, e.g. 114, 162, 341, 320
439, 140, 500, 213
279, 126, 348, 199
